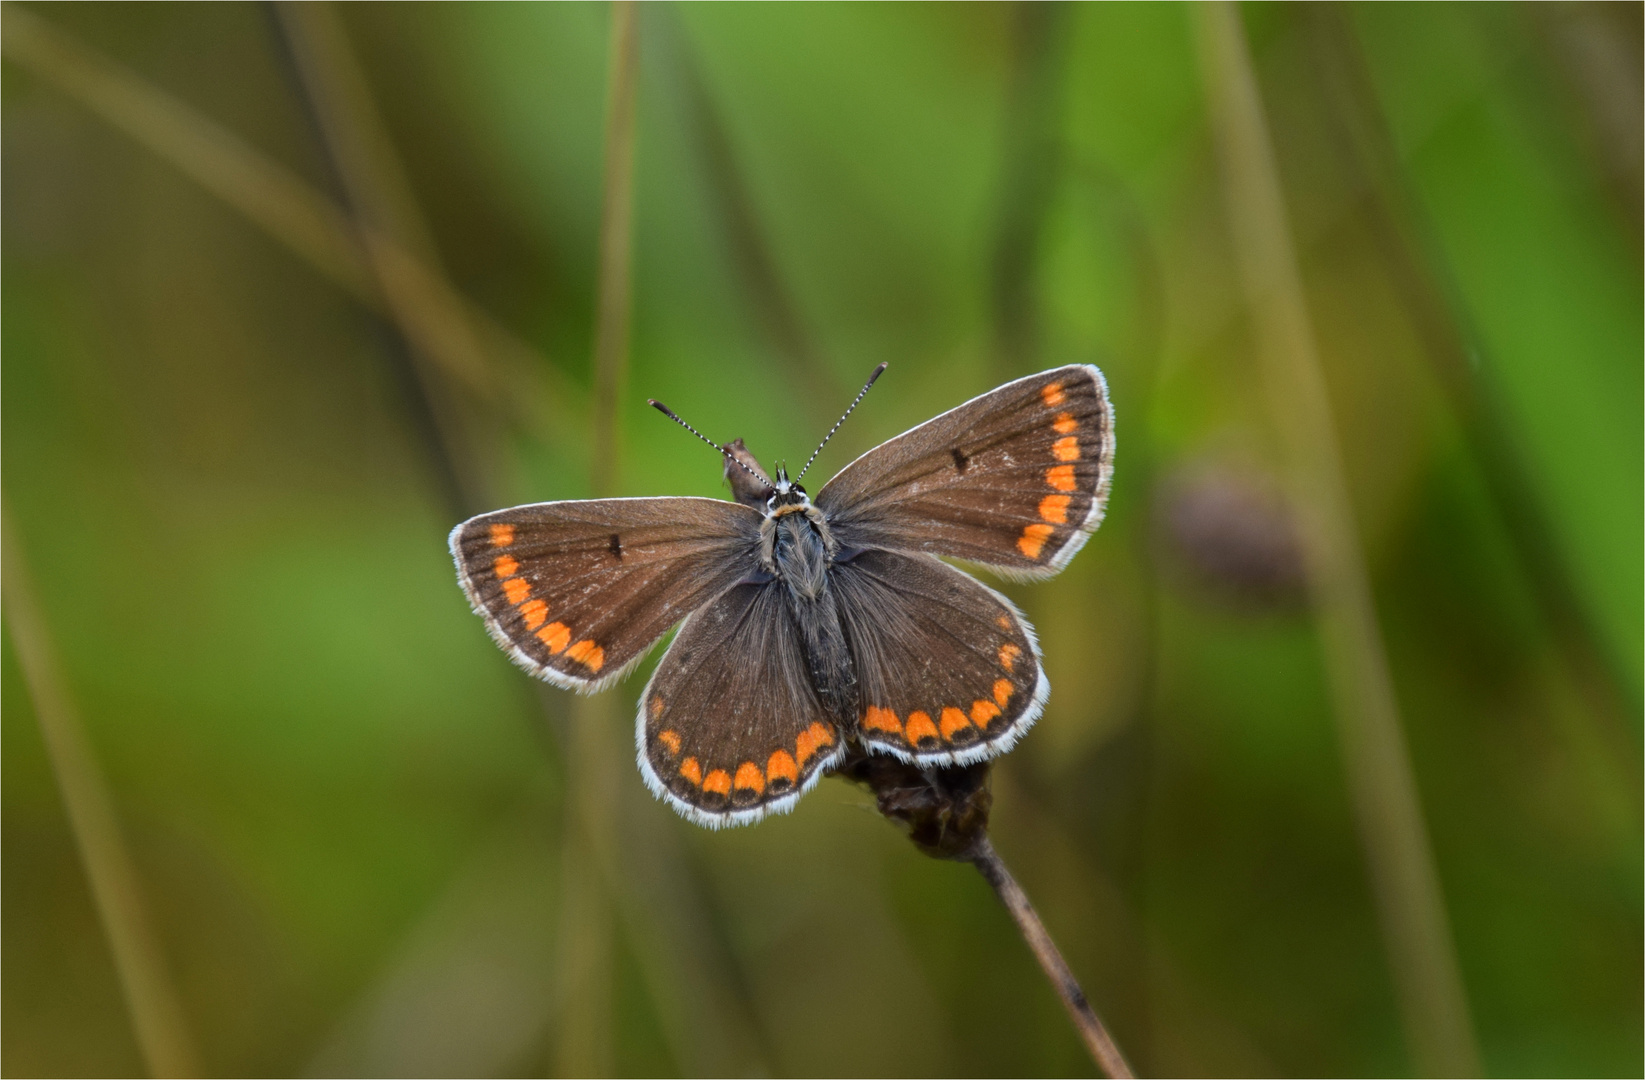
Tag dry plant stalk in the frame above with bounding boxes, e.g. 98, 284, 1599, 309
837, 749, 1135, 1079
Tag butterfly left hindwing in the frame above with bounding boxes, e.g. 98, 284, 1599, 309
639, 580, 843, 828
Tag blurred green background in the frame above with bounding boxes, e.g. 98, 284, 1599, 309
3, 2, 1640, 1076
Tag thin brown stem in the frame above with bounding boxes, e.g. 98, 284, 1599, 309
970, 838, 1135, 1079
2, 500, 200, 1079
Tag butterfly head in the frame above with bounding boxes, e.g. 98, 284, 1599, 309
767, 464, 809, 514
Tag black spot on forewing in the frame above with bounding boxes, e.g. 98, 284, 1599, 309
609, 533, 624, 560
950, 447, 970, 473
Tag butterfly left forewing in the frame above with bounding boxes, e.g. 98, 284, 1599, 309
816, 364, 1113, 579
450, 497, 760, 692
831, 549, 1046, 765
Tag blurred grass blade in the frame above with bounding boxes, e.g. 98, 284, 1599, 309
273, 0, 494, 515
2, 501, 201, 1079
271, 2, 448, 265
648, 6, 843, 419
989, 0, 1070, 380
552, 825, 616, 1076
590, 0, 639, 500
1194, 5, 1481, 1076
1306, 7, 1643, 766
0, 1, 576, 448
549, 4, 640, 1072
303, 826, 561, 1077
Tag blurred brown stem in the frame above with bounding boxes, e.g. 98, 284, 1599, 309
2, 501, 200, 1079
971, 839, 1135, 1079
1195, 5, 1480, 1075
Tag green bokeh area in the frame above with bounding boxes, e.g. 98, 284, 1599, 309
3, 3, 1639, 1076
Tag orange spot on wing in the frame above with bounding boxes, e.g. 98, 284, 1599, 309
767, 749, 799, 786
734, 762, 766, 796
565, 639, 605, 672
1046, 464, 1077, 492
795, 721, 835, 767
1017, 523, 1055, 559
994, 679, 1014, 707
537, 622, 571, 653
1053, 412, 1077, 434
972, 699, 1002, 728
493, 554, 519, 578
1053, 435, 1080, 462
1041, 382, 1066, 407
863, 706, 902, 736
940, 707, 974, 741
489, 523, 515, 547
503, 577, 531, 605
996, 614, 1013, 630
657, 729, 681, 755
998, 643, 1021, 672
905, 711, 939, 745
1039, 494, 1071, 524
650, 696, 665, 719
679, 757, 703, 786
519, 599, 548, 629
703, 769, 732, 797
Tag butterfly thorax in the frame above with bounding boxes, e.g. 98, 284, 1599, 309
758, 497, 837, 602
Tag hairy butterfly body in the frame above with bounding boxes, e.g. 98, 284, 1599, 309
450, 364, 1113, 827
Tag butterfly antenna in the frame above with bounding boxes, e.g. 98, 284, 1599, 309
648, 399, 772, 485
794, 362, 887, 483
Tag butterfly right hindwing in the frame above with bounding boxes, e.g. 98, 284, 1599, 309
638, 580, 843, 828
831, 548, 1047, 764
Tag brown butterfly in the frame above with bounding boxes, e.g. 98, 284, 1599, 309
450, 365, 1114, 827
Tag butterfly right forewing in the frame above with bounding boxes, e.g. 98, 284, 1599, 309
816, 364, 1113, 579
